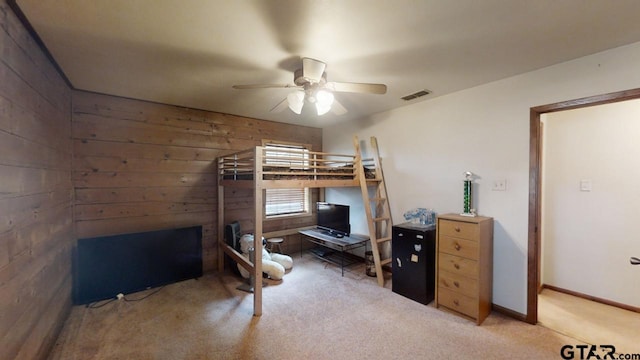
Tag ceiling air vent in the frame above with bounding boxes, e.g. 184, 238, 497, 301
401, 89, 431, 101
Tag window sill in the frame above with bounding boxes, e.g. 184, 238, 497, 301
264, 212, 313, 222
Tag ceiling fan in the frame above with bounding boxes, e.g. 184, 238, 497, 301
232, 57, 387, 116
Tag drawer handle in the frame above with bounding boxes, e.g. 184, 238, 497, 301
453, 281, 460, 288
453, 299, 459, 306
454, 263, 460, 269
454, 227, 461, 232
454, 243, 461, 251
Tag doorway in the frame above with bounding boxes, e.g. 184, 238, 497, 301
527, 87, 640, 324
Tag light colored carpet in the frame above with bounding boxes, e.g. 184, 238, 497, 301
538, 288, 640, 355
49, 256, 582, 359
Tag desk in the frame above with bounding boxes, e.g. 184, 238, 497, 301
299, 229, 369, 276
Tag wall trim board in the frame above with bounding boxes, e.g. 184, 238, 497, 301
492, 303, 528, 323
527, 87, 640, 324
541, 284, 640, 314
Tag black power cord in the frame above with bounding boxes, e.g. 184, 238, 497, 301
86, 298, 116, 309
123, 286, 165, 302
86, 286, 165, 308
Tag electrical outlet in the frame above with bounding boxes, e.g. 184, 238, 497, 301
492, 179, 507, 191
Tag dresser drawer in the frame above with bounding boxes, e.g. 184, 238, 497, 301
438, 253, 478, 279
438, 219, 479, 240
438, 287, 478, 319
439, 235, 478, 259
438, 269, 478, 298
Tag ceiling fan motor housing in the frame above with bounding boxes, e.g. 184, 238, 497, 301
294, 68, 327, 86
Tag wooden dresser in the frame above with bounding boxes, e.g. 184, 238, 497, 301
435, 213, 493, 325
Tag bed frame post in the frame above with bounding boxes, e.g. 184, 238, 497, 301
253, 146, 263, 316
217, 158, 225, 273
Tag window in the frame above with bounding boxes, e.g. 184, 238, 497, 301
265, 188, 309, 216
263, 141, 311, 218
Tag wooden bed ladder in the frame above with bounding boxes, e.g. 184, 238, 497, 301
354, 136, 392, 287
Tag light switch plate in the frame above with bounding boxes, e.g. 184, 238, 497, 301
492, 179, 507, 191
580, 179, 592, 192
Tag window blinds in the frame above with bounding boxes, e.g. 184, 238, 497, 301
264, 143, 309, 216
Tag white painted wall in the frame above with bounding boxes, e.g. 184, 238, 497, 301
323, 41, 640, 315
541, 100, 640, 307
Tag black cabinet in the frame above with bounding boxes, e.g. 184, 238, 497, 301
392, 223, 436, 305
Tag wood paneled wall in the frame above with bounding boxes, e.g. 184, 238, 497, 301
2, 1, 322, 357
0, 1, 74, 359
72, 91, 322, 272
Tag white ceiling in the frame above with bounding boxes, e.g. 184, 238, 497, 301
12, 0, 640, 128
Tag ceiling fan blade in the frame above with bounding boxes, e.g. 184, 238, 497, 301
270, 97, 289, 113
331, 99, 347, 115
302, 57, 326, 83
232, 84, 298, 90
325, 81, 387, 94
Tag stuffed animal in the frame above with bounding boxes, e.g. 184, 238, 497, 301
237, 234, 293, 280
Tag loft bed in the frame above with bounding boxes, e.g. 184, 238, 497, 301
218, 147, 376, 187
217, 137, 380, 316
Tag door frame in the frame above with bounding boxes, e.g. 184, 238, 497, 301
526, 87, 640, 324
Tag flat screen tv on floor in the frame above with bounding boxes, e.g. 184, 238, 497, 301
317, 202, 350, 237
73, 226, 203, 305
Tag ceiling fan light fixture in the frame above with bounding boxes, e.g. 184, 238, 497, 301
315, 90, 334, 115
287, 91, 305, 114
316, 89, 334, 106
233, 57, 386, 117
316, 102, 332, 116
